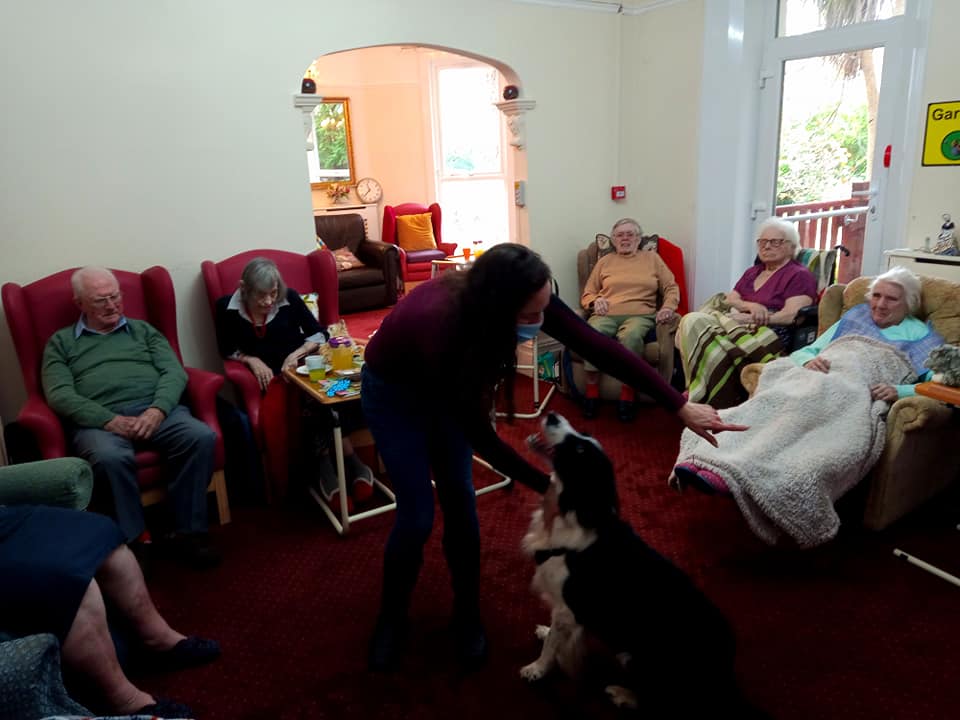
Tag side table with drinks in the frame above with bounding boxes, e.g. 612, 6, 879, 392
286, 338, 396, 534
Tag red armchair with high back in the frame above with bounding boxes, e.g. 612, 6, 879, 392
382, 203, 457, 282
201, 248, 339, 499
2, 266, 231, 523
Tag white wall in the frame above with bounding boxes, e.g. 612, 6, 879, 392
0, 0, 623, 422
619, 0, 705, 294
904, 1, 960, 245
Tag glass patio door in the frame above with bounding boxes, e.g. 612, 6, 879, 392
752, 1, 911, 281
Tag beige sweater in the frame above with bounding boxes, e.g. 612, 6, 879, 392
580, 251, 679, 316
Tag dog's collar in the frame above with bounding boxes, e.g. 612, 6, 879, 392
534, 547, 574, 565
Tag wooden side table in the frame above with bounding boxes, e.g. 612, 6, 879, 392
892, 381, 960, 587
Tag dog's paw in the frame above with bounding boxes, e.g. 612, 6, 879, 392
605, 685, 638, 709
535, 624, 551, 640
520, 661, 547, 682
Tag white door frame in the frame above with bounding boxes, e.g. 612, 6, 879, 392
693, 0, 931, 307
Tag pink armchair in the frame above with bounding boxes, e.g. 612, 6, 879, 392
2, 266, 231, 523
201, 248, 339, 497
382, 203, 457, 282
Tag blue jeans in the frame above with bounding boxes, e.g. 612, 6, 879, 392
71, 404, 215, 541
361, 367, 480, 618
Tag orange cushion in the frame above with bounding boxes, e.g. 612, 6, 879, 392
395, 213, 437, 252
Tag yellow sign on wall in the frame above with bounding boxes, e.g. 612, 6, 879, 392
922, 101, 960, 166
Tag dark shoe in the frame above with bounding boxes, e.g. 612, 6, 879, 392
617, 400, 637, 423
368, 614, 408, 672
136, 697, 194, 718
148, 636, 221, 672
452, 612, 488, 671
582, 397, 599, 420
166, 533, 222, 570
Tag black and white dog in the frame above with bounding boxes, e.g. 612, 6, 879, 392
521, 413, 765, 717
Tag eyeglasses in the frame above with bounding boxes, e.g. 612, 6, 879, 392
90, 292, 122, 308
613, 231, 639, 239
756, 238, 786, 248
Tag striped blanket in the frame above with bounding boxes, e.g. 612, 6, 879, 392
677, 294, 783, 408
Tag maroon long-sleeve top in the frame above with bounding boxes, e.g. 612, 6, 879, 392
364, 279, 685, 493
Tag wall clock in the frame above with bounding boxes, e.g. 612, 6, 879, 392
356, 177, 383, 204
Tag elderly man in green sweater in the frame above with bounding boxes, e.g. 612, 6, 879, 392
42, 266, 219, 568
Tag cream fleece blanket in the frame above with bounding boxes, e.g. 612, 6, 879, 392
675, 335, 916, 547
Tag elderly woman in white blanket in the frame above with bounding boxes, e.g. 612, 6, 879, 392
669, 267, 944, 547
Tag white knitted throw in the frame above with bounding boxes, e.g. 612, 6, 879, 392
675, 335, 915, 547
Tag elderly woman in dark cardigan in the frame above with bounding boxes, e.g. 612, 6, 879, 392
215, 257, 375, 508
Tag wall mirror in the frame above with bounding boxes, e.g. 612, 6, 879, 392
306, 97, 356, 188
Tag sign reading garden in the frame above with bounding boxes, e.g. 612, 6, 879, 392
922, 101, 960, 167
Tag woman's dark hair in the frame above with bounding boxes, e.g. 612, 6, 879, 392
445, 243, 552, 420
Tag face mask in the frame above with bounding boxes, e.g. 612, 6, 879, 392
516, 321, 542, 343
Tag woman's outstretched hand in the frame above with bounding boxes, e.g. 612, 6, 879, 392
677, 402, 749, 447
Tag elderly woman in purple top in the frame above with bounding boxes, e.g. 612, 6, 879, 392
677, 217, 818, 408
361, 244, 747, 673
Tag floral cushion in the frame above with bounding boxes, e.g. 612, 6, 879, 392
332, 246, 365, 271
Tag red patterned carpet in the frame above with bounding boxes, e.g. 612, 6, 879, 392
140, 384, 960, 720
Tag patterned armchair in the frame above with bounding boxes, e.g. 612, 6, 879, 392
566, 235, 687, 401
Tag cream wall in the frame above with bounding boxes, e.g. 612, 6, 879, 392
0, 0, 625, 422
905, 1, 960, 245
619, 0, 704, 273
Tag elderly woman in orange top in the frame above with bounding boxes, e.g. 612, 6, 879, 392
580, 218, 679, 421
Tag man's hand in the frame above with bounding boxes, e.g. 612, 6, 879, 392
870, 383, 898, 403
655, 308, 676, 324
593, 297, 610, 316
245, 356, 274, 391
804, 357, 831, 374
131, 407, 165, 440
677, 402, 749, 448
104, 415, 138, 439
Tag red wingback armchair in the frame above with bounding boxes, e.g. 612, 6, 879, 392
201, 248, 339, 498
382, 203, 457, 282
2, 266, 231, 523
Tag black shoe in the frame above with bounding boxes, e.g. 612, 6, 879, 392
166, 533, 222, 570
617, 400, 637, 423
582, 397, 599, 420
147, 636, 221, 672
452, 612, 488, 671
368, 614, 408, 672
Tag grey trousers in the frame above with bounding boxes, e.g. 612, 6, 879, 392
71, 404, 215, 541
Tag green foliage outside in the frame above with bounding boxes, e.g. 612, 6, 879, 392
777, 105, 868, 205
313, 103, 348, 169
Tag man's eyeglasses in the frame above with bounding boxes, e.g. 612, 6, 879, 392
756, 238, 786, 248
613, 231, 639, 239
90, 292, 122, 308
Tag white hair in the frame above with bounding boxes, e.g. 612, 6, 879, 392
756, 217, 801, 258
868, 266, 922, 314
71, 266, 117, 299
611, 218, 643, 238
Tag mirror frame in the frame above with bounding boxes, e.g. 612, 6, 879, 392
308, 97, 357, 189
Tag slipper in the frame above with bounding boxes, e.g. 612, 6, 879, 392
148, 636, 221, 671
673, 464, 730, 495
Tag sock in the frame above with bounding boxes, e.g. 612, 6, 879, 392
619, 385, 635, 403
585, 382, 600, 399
